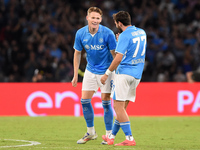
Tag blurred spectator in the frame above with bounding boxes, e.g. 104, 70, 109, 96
0, 0, 200, 82
32, 69, 45, 82
173, 68, 186, 82
157, 71, 169, 82
155, 49, 176, 81
49, 42, 62, 60
24, 51, 38, 81
186, 67, 200, 83
37, 58, 54, 82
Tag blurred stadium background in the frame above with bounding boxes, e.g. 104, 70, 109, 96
0, 0, 199, 118
0, 0, 200, 82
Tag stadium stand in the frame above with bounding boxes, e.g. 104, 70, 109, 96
0, 0, 200, 82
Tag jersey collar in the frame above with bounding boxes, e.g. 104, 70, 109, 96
126, 25, 137, 31
86, 24, 102, 33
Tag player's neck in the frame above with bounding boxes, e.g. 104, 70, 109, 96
122, 25, 132, 31
89, 27, 98, 35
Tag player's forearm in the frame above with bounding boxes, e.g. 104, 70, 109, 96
73, 51, 81, 77
108, 59, 121, 72
106, 53, 123, 75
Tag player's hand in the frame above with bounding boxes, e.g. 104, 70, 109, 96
100, 74, 108, 85
71, 76, 78, 87
116, 33, 120, 42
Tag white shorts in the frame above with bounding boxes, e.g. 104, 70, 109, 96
82, 69, 115, 93
111, 74, 140, 102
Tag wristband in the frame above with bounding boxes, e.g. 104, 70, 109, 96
105, 69, 112, 76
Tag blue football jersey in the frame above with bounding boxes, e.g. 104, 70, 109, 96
73, 24, 116, 74
116, 26, 147, 79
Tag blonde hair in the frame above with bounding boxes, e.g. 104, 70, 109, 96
87, 7, 103, 16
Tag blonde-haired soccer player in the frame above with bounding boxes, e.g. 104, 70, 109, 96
72, 7, 116, 144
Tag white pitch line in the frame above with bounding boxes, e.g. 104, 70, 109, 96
0, 139, 41, 148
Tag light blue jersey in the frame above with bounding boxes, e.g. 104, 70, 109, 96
116, 26, 147, 79
73, 24, 116, 74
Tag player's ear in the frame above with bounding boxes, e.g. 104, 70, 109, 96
118, 21, 123, 27
86, 15, 88, 21
99, 17, 102, 23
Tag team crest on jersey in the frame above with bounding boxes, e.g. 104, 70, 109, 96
85, 44, 90, 49
99, 38, 103, 43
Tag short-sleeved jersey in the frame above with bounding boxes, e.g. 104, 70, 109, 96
115, 26, 147, 79
73, 24, 116, 74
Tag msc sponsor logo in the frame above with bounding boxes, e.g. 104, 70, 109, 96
84, 45, 104, 50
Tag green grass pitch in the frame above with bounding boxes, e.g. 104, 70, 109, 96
0, 116, 200, 150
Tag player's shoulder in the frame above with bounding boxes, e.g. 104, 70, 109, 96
100, 24, 113, 33
76, 25, 88, 34
123, 26, 146, 38
135, 27, 146, 35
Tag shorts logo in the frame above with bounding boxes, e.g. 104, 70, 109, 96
99, 38, 103, 43
85, 45, 90, 49
110, 80, 115, 91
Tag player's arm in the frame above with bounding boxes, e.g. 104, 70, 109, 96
71, 49, 82, 87
101, 53, 123, 85
116, 33, 120, 42
110, 50, 116, 59
107, 30, 117, 59
108, 53, 123, 72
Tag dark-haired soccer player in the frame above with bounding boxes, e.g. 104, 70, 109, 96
101, 11, 147, 146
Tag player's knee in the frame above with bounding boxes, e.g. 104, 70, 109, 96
113, 104, 124, 113
101, 93, 111, 100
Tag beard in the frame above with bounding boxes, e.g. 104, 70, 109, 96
117, 26, 123, 33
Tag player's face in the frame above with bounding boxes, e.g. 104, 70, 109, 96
87, 12, 102, 30
115, 21, 123, 33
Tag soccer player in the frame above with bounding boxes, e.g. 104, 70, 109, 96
71, 7, 116, 144
101, 11, 147, 146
